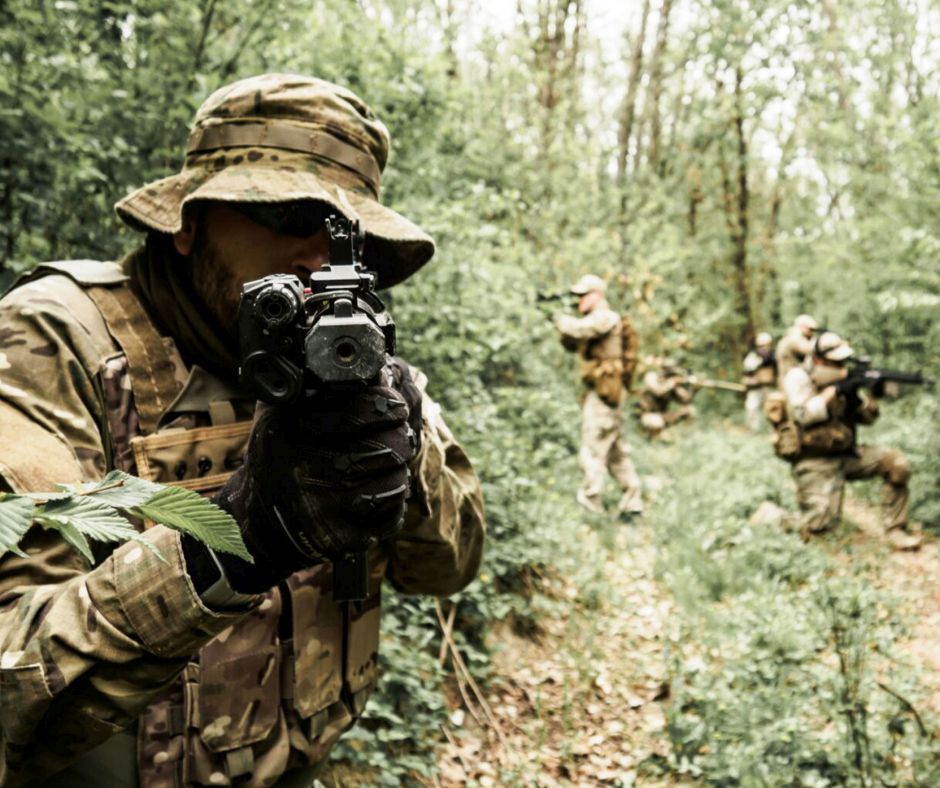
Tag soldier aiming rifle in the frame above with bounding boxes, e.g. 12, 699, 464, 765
766, 330, 930, 549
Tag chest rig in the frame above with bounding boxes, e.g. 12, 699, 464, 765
51, 263, 383, 787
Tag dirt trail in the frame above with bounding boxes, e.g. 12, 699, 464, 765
436, 519, 681, 787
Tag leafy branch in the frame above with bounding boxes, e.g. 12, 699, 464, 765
0, 470, 251, 564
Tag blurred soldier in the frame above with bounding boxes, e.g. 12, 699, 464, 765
778, 331, 921, 549
776, 313, 818, 385
0, 75, 485, 785
555, 274, 643, 520
742, 332, 777, 431
636, 358, 695, 439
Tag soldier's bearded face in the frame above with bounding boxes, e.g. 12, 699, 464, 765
182, 203, 331, 329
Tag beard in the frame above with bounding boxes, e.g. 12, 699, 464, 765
190, 229, 242, 332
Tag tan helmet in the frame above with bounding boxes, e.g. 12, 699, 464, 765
794, 314, 818, 331
115, 74, 434, 288
755, 331, 773, 348
815, 331, 854, 362
569, 274, 607, 296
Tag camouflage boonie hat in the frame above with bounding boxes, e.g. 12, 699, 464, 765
115, 73, 434, 288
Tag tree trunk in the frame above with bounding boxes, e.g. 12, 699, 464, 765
616, 0, 651, 187
718, 66, 755, 350
643, 0, 674, 177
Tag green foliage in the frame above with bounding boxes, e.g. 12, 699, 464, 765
654, 428, 940, 785
0, 471, 249, 563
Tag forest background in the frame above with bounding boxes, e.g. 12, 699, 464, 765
2, 0, 940, 784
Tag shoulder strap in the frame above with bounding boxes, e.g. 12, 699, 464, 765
84, 285, 180, 435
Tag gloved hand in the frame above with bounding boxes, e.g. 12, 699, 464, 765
185, 359, 422, 595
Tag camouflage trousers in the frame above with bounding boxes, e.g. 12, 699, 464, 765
792, 445, 911, 535
579, 391, 643, 513
638, 405, 694, 439
745, 386, 772, 432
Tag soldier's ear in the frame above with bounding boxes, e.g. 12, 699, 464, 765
173, 219, 197, 257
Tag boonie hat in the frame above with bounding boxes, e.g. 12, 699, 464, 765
816, 331, 854, 362
795, 314, 819, 331
570, 274, 607, 295
115, 74, 434, 288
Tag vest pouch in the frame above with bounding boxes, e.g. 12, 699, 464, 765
801, 422, 854, 456
287, 565, 344, 718
763, 391, 787, 425
131, 422, 251, 494
773, 421, 802, 461
196, 591, 282, 754
755, 366, 776, 386
344, 553, 388, 716
589, 359, 624, 407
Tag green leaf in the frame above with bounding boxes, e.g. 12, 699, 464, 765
0, 496, 36, 558
82, 469, 163, 509
39, 497, 140, 543
131, 487, 252, 563
40, 517, 94, 563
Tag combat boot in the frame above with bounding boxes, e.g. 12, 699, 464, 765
886, 526, 922, 552
576, 489, 605, 514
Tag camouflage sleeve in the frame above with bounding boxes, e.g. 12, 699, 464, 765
0, 526, 255, 782
784, 368, 829, 425
0, 277, 260, 782
387, 372, 485, 597
554, 308, 620, 342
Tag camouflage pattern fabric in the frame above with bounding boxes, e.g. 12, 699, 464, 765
578, 391, 643, 514
636, 370, 694, 438
0, 263, 485, 786
792, 446, 910, 535
556, 304, 643, 514
115, 74, 435, 290
775, 327, 814, 387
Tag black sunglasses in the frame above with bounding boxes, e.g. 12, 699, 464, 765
229, 201, 335, 238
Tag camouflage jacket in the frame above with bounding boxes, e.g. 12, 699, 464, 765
0, 262, 485, 786
555, 301, 625, 406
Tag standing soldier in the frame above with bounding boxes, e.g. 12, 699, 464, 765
776, 314, 818, 385
636, 359, 695, 439
0, 74, 485, 785
555, 274, 643, 521
777, 331, 921, 549
742, 332, 777, 431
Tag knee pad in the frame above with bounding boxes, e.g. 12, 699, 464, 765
885, 452, 911, 485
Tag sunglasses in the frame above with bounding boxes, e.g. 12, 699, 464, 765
229, 201, 335, 237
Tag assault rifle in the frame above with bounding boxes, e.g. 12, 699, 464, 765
836, 357, 935, 398
667, 367, 747, 394
689, 376, 747, 394
237, 215, 395, 602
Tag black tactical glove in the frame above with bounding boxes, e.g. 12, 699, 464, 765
184, 359, 422, 595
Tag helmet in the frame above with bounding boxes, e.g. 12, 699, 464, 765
794, 314, 818, 331
815, 331, 854, 362
755, 332, 772, 348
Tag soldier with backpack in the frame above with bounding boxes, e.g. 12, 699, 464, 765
555, 274, 643, 521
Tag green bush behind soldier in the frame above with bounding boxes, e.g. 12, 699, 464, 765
0, 74, 485, 786
772, 330, 921, 550
554, 274, 643, 520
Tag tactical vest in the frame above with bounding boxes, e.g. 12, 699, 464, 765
580, 316, 634, 406
21, 262, 381, 786
765, 387, 855, 463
